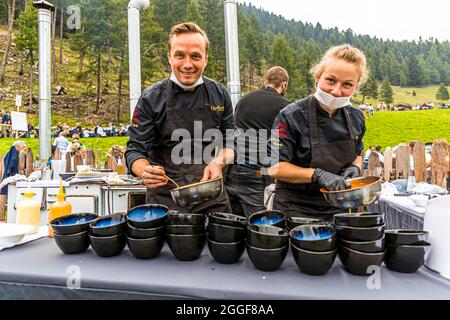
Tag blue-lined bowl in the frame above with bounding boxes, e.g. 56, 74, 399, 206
127, 204, 169, 228
89, 213, 127, 237
290, 225, 337, 252
51, 213, 98, 236
248, 210, 286, 228
247, 224, 289, 249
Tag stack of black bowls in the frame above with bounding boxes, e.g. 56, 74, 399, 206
207, 212, 247, 264
89, 213, 128, 257
166, 211, 206, 261
246, 210, 288, 272
384, 229, 431, 273
290, 224, 337, 276
51, 213, 98, 254
126, 204, 169, 259
334, 212, 386, 276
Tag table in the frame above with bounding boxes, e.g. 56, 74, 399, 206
0, 238, 449, 300
368, 196, 426, 230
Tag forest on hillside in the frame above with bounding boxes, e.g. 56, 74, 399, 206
1, 0, 449, 119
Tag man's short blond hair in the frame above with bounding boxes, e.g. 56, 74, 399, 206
265, 66, 289, 88
310, 44, 369, 85
168, 22, 210, 54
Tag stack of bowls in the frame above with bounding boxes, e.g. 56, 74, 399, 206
334, 212, 386, 276
207, 212, 247, 264
50, 213, 98, 254
166, 211, 206, 261
246, 210, 288, 271
126, 204, 169, 259
89, 213, 127, 257
290, 224, 337, 276
384, 230, 431, 273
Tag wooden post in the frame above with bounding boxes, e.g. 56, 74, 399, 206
368, 152, 381, 177
413, 141, 426, 182
18, 151, 26, 176
383, 147, 393, 182
86, 148, 96, 168
97, 148, 102, 169
431, 139, 449, 188
26, 147, 34, 177
73, 152, 83, 171
54, 147, 61, 160
395, 144, 409, 179
65, 152, 72, 172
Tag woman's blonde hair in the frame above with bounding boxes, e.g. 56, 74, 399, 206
310, 44, 369, 85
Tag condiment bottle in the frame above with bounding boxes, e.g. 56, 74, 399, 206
17, 191, 41, 228
48, 178, 72, 237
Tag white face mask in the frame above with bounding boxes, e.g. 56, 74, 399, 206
314, 86, 352, 110
170, 73, 204, 91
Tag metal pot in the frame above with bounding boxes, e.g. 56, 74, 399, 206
320, 176, 381, 209
170, 177, 223, 207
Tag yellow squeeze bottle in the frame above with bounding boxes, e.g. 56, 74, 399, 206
17, 191, 41, 228
48, 178, 72, 237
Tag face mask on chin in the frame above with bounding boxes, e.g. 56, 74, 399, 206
313, 86, 352, 111
170, 72, 204, 91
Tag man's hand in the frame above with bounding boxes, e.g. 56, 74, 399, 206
201, 163, 223, 182
312, 168, 350, 191
340, 165, 361, 179
141, 165, 168, 190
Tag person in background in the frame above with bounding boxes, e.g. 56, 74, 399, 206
53, 132, 69, 152
225, 66, 291, 216
0, 140, 27, 221
267, 44, 367, 220
375, 145, 384, 164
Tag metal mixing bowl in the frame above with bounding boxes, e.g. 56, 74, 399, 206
320, 176, 381, 209
170, 177, 223, 207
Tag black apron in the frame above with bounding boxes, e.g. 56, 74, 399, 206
273, 97, 357, 221
146, 80, 231, 213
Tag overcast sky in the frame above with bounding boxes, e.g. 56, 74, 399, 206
237, 0, 450, 42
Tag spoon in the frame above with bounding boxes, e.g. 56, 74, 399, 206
150, 165, 181, 188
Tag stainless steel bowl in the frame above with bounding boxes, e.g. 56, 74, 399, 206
170, 177, 223, 207
320, 176, 381, 209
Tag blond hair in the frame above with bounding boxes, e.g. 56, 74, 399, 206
310, 44, 369, 85
168, 22, 210, 54
265, 66, 289, 88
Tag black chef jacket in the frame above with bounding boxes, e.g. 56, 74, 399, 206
270, 95, 365, 168
125, 77, 235, 172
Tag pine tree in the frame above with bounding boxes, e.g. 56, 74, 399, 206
436, 83, 449, 101
380, 79, 394, 105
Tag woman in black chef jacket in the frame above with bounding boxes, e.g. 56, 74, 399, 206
267, 44, 368, 220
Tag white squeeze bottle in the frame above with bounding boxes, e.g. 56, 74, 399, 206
16, 191, 41, 228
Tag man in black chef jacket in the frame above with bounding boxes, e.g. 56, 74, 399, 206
125, 22, 235, 213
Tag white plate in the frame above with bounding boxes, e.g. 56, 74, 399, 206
0, 224, 37, 248
75, 172, 109, 178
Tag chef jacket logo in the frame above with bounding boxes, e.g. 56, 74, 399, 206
132, 107, 140, 123
210, 105, 224, 112
274, 121, 288, 138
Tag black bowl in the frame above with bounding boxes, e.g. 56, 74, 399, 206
207, 223, 246, 243
89, 213, 127, 237
127, 223, 165, 239
208, 212, 247, 228
384, 242, 432, 273
59, 172, 76, 181
51, 213, 98, 236
289, 225, 337, 252
287, 217, 325, 230
207, 237, 245, 264
166, 233, 206, 261
166, 224, 205, 235
246, 241, 289, 272
89, 233, 126, 257
127, 204, 169, 228
334, 223, 385, 242
338, 245, 385, 276
385, 229, 429, 245
334, 212, 385, 228
339, 235, 385, 253
167, 211, 206, 226
54, 231, 90, 254
248, 210, 286, 228
291, 243, 337, 276
247, 224, 289, 249
126, 235, 165, 260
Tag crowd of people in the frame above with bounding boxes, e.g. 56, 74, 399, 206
51, 122, 130, 139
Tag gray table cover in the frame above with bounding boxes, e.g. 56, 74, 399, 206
369, 199, 424, 230
0, 238, 449, 300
